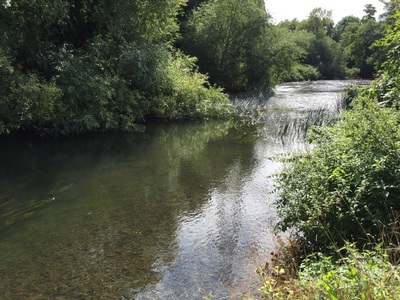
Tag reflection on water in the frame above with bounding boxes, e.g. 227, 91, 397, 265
0, 120, 276, 299
0, 80, 365, 299
135, 141, 280, 299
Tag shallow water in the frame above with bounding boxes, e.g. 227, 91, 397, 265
0, 80, 367, 299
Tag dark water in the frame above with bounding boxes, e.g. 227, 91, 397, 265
0, 80, 367, 299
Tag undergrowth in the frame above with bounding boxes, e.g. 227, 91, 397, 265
257, 241, 400, 300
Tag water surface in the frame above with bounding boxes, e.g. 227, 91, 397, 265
0, 80, 366, 299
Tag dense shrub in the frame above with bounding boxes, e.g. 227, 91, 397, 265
365, 8, 400, 109
0, 50, 62, 134
275, 97, 400, 249
259, 244, 400, 299
180, 0, 271, 92
0, 0, 233, 136
284, 63, 320, 82
152, 51, 232, 119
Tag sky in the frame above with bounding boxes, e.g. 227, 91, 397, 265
264, 0, 386, 24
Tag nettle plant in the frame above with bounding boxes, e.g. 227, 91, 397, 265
275, 97, 400, 250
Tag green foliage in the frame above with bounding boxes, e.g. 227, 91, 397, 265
345, 67, 361, 79
275, 5, 400, 249
381, 0, 400, 24
152, 51, 232, 119
305, 32, 347, 79
366, 7, 400, 108
263, 6, 400, 299
259, 244, 400, 299
275, 98, 400, 249
278, 4, 385, 80
300, 8, 334, 36
333, 16, 361, 42
182, 0, 207, 16
347, 18, 382, 78
304, 245, 400, 300
332, 5, 383, 79
182, 0, 315, 91
284, 63, 320, 82
279, 7, 350, 80
363, 4, 378, 20
0, 0, 233, 136
54, 46, 142, 135
0, 49, 62, 134
117, 42, 171, 96
297, 8, 346, 79
181, 0, 281, 92
97, 0, 186, 44
272, 26, 316, 82
2, 0, 71, 76
51, 41, 232, 135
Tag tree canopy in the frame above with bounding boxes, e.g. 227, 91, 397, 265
0, 0, 232, 136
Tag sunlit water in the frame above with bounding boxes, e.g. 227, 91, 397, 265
0, 80, 368, 299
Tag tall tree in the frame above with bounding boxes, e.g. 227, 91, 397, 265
181, 0, 275, 92
300, 8, 346, 79
301, 8, 334, 36
363, 3, 378, 20
346, 5, 382, 78
333, 16, 361, 42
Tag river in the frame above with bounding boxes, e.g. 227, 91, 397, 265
0, 80, 368, 299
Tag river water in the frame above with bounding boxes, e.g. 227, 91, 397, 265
0, 80, 367, 299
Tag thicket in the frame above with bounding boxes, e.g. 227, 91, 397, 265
0, 0, 232, 136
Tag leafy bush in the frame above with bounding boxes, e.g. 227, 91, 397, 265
284, 63, 320, 82
345, 67, 361, 79
365, 8, 400, 109
117, 42, 172, 97
0, 49, 62, 134
259, 244, 400, 300
53, 43, 149, 135
275, 6, 400, 250
275, 97, 400, 250
0, 0, 232, 136
0, 74, 61, 134
152, 51, 233, 119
